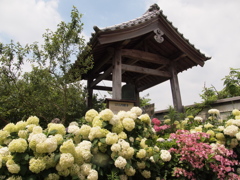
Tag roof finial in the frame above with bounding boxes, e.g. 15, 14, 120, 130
148, 4, 160, 12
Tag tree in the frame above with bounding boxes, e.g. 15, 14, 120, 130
0, 7, 95, 128
30, 6, 93, 125
221, 68, 240, 97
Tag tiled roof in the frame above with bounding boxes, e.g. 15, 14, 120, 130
90, 4, 210, 59
96, 4, 161, 32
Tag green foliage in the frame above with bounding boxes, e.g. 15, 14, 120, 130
222, 68, 240, 97
139, 93, 151, 107
185, 68, 240, 117
164, 106, 186, 122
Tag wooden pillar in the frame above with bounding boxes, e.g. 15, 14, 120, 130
87, 78, 93, 109
112, 48, 122, 99
169, 63, 184, 112
135, 89, 140, 106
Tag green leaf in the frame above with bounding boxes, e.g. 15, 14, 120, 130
48, 129, 58, 135
100, 138, 106, 143
26, 175, 38, 180
20, 165, 28, 176
153, 154, 160, 162
54, 153, 60, 163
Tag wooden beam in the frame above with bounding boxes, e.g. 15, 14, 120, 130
173, 54, 187, 62
112, 48, 122, 99
90, 66, 112, 88
93, 85, 112, 91
136, 64, 167, 82
169, 64, 183, 112
121, 49, 169, 65
122, 64, 171, 78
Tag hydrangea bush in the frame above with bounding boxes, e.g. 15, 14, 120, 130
0, 107, 240, 179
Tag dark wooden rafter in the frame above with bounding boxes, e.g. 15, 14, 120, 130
93, 85, 112, 91
122, 64, 171, 78
121, 49, 169, 65
90, 66, 112, 88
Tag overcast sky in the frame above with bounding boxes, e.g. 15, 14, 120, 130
1, 0, 240, 111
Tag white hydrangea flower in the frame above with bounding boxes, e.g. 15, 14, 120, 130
85, 109, 98, 122
80, 163, 92, 176
194, 116, 203, 122
208, 109, 220, 115
232, 109, 240, 116
129, 137, 134, 143
232, 119, 240, 127
139, 114, 151, 124
111, 143, 121, 152
69, 121, 79, 126
125, 166, 136, 176
114, 156, 127, 169
32, 126, 42, 134
141, 170, 151, 178
225, 119, 234, 126
118, 131, 127, 139
87, 169, 98, 180
109, 115, 120, 126
88, 127, 104, 141
122, 117, 135, 131
160, 150, 171, 162
28, 132, 47, 142
137, 161, 146, 169
106, 132, 118, 145
68, 125, 80, 134
0, 147, 10, 156
117, 111, 127, 120
118, 139, 130, 149
130, 106, 142, 116
150, 156, 155, 163
223, 125, 239, 137
77, 140, 92, 151
136, 149, 146, 159
59, 153, 74, 169
79, 125, 91, 138
44, 137, 58, 153
125, 111, 137, 120
236, 132, 240, 141
217, 126, 225, 131
140, 138, 148, 148
99, 109, 114, 121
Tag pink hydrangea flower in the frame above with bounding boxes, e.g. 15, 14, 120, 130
152, 118, 161, 126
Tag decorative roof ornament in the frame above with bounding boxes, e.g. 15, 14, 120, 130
154, 28, 164, 43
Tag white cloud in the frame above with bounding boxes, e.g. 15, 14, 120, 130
0, 0, 61, 44
142, 0, 240, 110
